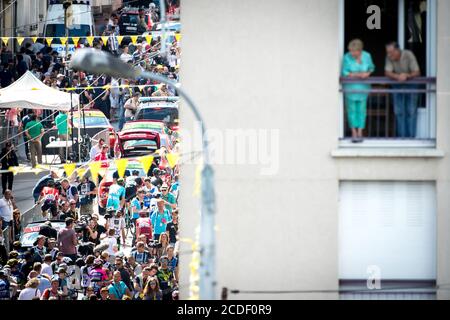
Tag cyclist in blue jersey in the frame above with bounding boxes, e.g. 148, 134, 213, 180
106, 178, 126, 212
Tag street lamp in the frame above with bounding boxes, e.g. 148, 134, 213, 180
70, 48, 217, 299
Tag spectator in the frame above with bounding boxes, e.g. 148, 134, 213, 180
54, 111, 68, 163
24, 114, 44, 168
342, 39, 375, 143
89, 138, 105, 160
56, 218, 78, 262
18, 278, 40, 300
108, 271, 131, 300
143, 276, 162, 300
1, 142, 19, 194
385, 41, 421, 138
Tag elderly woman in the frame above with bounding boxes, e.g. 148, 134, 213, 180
341, 39, 375, 142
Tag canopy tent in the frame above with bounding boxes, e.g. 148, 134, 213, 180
0, 71, 79, 111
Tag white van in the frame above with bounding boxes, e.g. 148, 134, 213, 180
43, 0, 95, 56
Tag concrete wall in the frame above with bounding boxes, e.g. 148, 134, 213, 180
180, 0, 341, 300
179, 0, 450, 300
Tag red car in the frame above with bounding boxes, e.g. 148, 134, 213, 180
115, 130, 161, 159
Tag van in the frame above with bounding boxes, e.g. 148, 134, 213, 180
43, 0, 95, 56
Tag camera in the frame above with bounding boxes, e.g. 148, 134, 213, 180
74, 221, 87, 234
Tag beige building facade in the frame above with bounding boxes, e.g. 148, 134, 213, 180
179, 0, 450, 300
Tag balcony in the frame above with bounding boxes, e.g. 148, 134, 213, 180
339, 77, 436, 148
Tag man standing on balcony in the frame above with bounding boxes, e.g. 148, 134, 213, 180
342, 39, 375, 143
385, 42, 421, 138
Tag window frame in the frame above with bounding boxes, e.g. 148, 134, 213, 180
338, 0, 437, 148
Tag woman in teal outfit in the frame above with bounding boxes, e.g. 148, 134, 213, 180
341, 39, 375, 143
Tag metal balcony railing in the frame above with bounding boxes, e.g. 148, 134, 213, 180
340, 77, 436, 143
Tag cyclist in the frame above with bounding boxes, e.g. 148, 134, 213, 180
106, 178, 126, 212
38, 179, 59, 219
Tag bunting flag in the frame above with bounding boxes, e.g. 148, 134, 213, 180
115, 158, 128, 178
77, 168, 87, 179
86, 36, 95, 47
130, 35, 138, 45
139, 155, 154, 175
175, 33, 182, 42
32, 37, 38, 43
63, 163, 76, 178
166, 153, 180, 168
101, 36, 109, 45
8, 166, 19, 176
88, 161, 102, 183
60, 37, 68, 46
72, 37, 80, 46
138, 85, 146, 92
1, 37, 8, 45
145, 35, 152, 44
46, 37, 53, 46
16, 37, 25, 46
117, 35, 124, 45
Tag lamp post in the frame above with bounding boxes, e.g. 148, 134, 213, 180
70, 48, 217, 299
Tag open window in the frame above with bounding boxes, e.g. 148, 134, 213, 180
339, 0, 436, 147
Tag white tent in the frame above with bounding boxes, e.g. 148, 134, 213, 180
0, 71, 79, 111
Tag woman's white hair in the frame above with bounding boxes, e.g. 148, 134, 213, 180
348, 39, 364, 51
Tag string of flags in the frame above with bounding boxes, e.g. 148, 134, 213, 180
5, 151, 181, 183
63, 83, 172, 92
1, 33, 182, 47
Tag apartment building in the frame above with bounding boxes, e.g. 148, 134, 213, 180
179, 0, 449, 299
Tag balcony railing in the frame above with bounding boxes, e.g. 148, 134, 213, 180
339, 77, 436, 146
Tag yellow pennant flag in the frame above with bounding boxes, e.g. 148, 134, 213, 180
175, 33, 182, 42
63, 163, 76, 178
117, 35, 124, 45
77, 168, 87, 179
8, 166, 19, 176
138, 85, 145, 92
86, 36, 95, 47
115, 158, 128, 178
60, 37, 68, 46
72, 37, 80, 46
46, 37, 53, 46
89, 161, 102, 183
16, 37, 25, 46
101, 36, 109, 46
166, 153, 180, 168
1, 37, 8, 46
139, 155, 154, 175
145, 35, 152, 45
130, 35, 138, 45
32, 37, 38, 43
